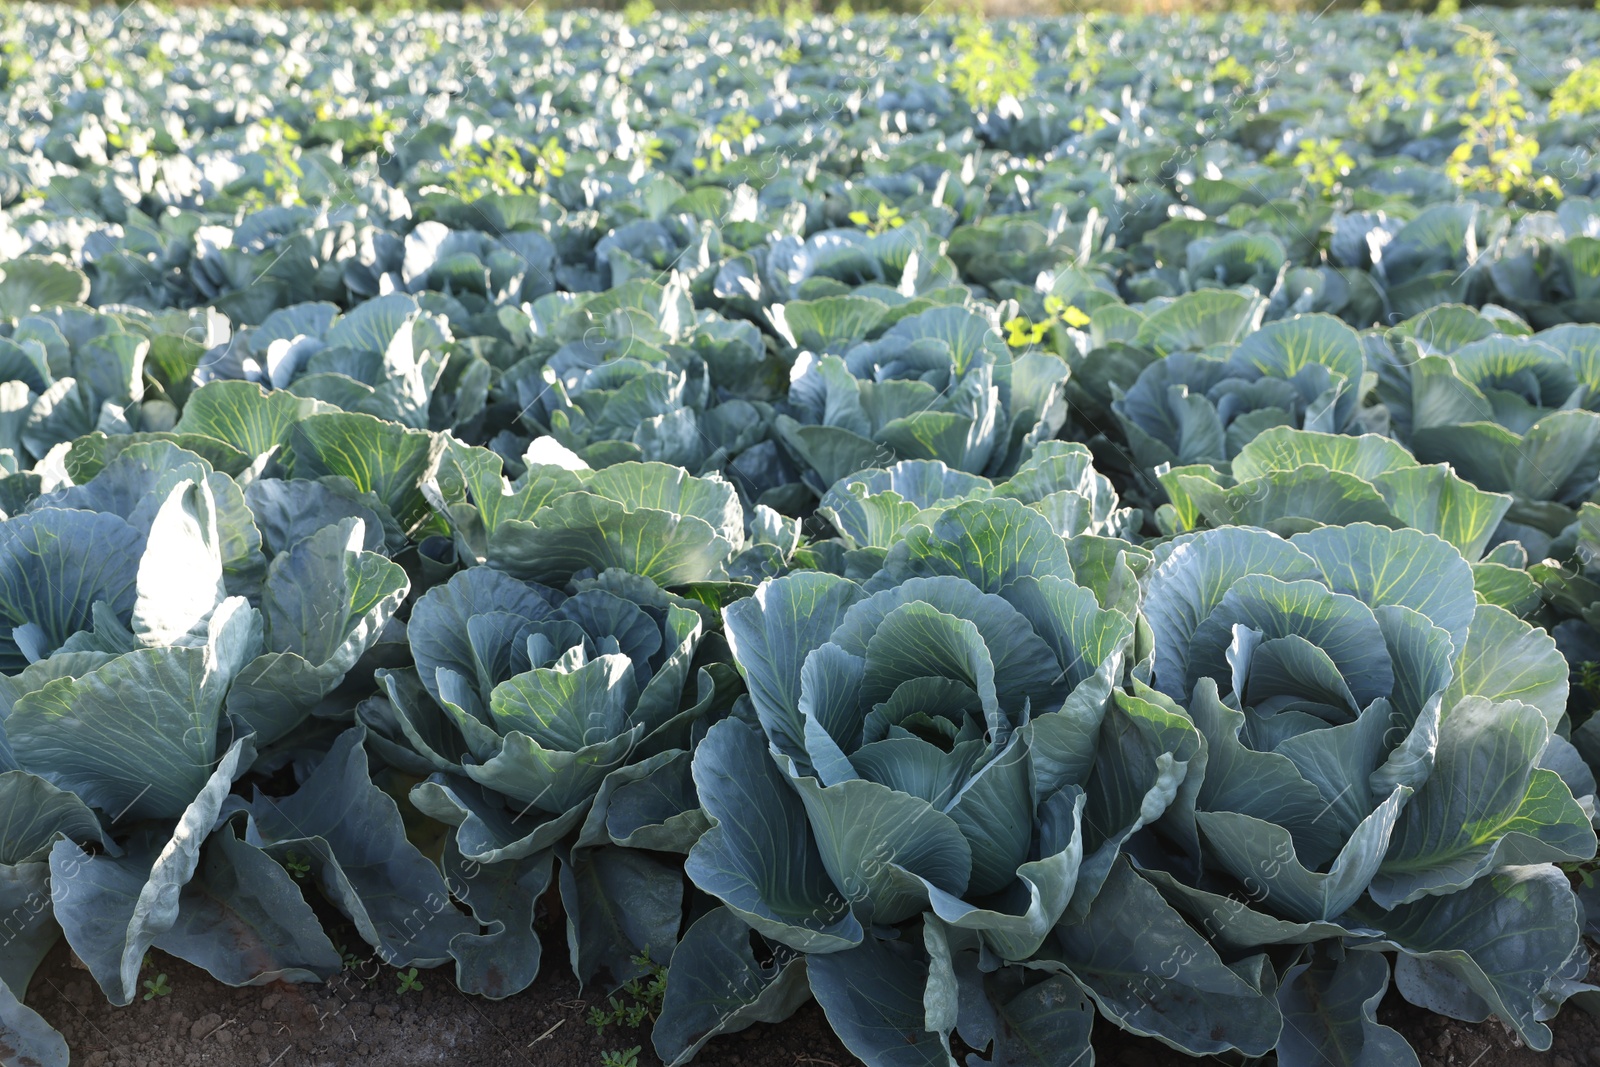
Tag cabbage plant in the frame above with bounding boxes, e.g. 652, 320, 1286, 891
0, 471, 422, 1064
0, 303, 165, 466
197, 293, 466, 432
499, 279, 789, 483
0, 433, 507, 1067
819, 442, 1138, 546
1136, 522, 1596, 1065
1373, 323, 1600, 551
362, 564, 731, 992
1112, 311, 1365, 469
1156, 426, 1512, 561
653, 501, 1290, 1066
1530, 501, 1600, 758
774, 306, 1071, 492
425, 440, 767, 586
1489, 204, 1600, 327
1338, 204, 1486, 319
2, 6, 1600, 1067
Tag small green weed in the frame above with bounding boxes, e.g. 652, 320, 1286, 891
284, 851, 312, 880
1561, 859, 1599, 890
1293, 137, 1355, 196
1005, 297, 1091, 349
437, 134, 566, 200
695, 112, 759, 174
1549, 62, 1600, 121
1209, 55, 1252, 87
947, 21, 1038, 113
622, 0, 655, 28
1447, 25, 1560, 202
1576, 661, 1600, 705
586, 950, 668, 1067
848, 203, 903, 235
1347, 47, 1444, 134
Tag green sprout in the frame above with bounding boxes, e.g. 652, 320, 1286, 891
1044, 296, 1091, 329
247, 117, 304, 209
396, 967, 423, 994
439, 134, 562, 199
1563, 859, 1599, 890
1447, 25, 1560, 202
622, 0, 655, 28
848, 203, 903, 235
777, 0, 813, 29
0, 39, 34, 91
947, 21, 1038, 113
531, 136, 568, 186
1293, 137, 1355, 196
313, 98, 399, 156
1006, 297, 1090, 349
1347, 47, 1444, 133
1069, 105, 1110, 136
443, 136, 526, 198
1576, 661, 1600, 704
1065, 17, 1104, 90
142, 974, 172, 1001
585, 950, 667, 1039
1209, 55, 1253, 88
1005, 316, 1049, 348
695, 111, 759, 174
1549, 62, 1600, 121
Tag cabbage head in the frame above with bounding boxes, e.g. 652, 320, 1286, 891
1137, 522, 1596, 1064
654, 501, 1291, 1067
366, 565, 730, 992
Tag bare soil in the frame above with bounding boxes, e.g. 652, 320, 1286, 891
23, 926, 1600, 1067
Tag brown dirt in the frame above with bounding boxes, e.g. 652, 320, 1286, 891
23, 928, 1600, 1067
25, 923, 854, 1067
1378, 986, 1600, 1067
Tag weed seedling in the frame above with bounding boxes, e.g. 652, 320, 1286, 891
947, 21, 1038, 113
1293, 137, 1356, 196
695, 112, 759, 174
586, 950, 668, 1047
1561, 858, 1599, 890
1549, 62, 1600, 120
1043, 296, 1091, 329
284, 851, 312, 880
1005, 316, 1049, 348
622, 0, 655, 27
1447, 25, 1560, 202
848, 203, 903, 235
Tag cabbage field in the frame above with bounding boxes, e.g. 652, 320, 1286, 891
1, 3, 1600, 1066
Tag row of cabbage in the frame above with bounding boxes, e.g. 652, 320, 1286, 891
0, 5, 1599, 1067
1, 332, 1595, 1067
